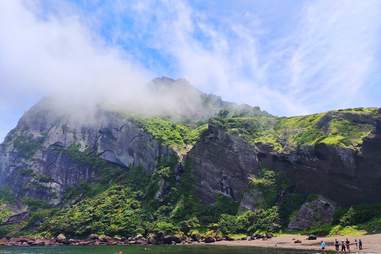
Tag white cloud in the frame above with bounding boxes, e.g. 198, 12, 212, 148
0, 0, 380, 122
0, 0, 214, 123
123, 0, 381, 115
0, 1, 148, 107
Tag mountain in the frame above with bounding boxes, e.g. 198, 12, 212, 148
0, 78, 380, 240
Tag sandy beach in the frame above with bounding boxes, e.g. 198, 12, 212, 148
212, 234, 381, 253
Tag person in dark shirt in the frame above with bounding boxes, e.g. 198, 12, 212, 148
359, 239, 363, 250
334, 239, 340, 252
345, 238, 350, 251
341, 241, 346, 252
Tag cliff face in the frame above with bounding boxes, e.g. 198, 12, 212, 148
188, 121, 260, 204
188, 109, 381, 207
1, 101, 381, 208
0, 80, 380, 236
0, 100, 175, 205
258, 111, 381, 206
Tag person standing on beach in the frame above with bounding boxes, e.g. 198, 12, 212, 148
334, 239, 340, 252
341, 240, 346, 252
354, 239, 358, 250
345, 238, 350, 252
359, 239, 363, 250
320, 240, 326, 251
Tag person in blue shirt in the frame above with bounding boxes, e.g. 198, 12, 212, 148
320, 240, 326, 251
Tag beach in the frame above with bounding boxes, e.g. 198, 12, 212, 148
212, 234, 381, 253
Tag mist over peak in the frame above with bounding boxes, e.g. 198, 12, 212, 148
15, 77, 268, 131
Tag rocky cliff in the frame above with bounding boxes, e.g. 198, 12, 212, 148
0, 99, 175, 206
0, 78, 380, 237
188, 109, 381, 207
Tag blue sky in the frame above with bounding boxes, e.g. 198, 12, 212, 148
1, 0, 381, 142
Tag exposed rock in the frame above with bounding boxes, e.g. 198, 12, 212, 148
190, 231, 201, 242
147, 233, 157, 244
188, 121, 259, 203
3, 211, 28, 225
0, 99, 176, 204
288, 197, 335, 230
203, 237, 216, 243
162, 235, 182, 244
56, 234, 66, 242
88, 234, 99, 240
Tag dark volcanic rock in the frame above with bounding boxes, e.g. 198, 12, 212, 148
288, 197, 335, 230
188, 121, 259, 203
187, 111, 381, 206
0, 99, 176, 205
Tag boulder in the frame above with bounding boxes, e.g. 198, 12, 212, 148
56, 234, 66, 242
288, 197, 335, 230
147, 233, 157, 244
203, 237, 216, 243
162, 235, 181, 244
88, 234, 99, 240
190, 231, 201, 242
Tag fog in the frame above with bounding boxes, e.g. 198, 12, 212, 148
0, 1, 208, 123
1, 0, 379, 126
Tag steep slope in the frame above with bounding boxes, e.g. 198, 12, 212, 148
0, 99, 176, 206
190, 108, 381, 206
0, 78, 380, 238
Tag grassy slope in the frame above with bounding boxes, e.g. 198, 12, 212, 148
216, 107, 378, 152
134, 117, 208, 154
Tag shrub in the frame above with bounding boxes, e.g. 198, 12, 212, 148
340, 204, 381, 226
150, 221, 179, 236
179, 217, 200, 234
218, 214, 240, 235
217, 207, 281, 235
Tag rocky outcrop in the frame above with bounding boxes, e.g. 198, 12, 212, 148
288, 197, 336, 230
188, 111, 381, 206
258, 130, 381, 206
0, 99, 175, 204
187, 121, 259, 203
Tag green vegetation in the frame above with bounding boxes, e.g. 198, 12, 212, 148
300, 203, 381, 236
337, 107, 379, 114
217, 207, 281, 235
214, 108, 377, 152
29, 147, 282, 239
319, 118, 373, 147
135, 117, 208, 153
249, 168, 290, 210
0, 204, 11, 224
2, 107, 380, 239
0, 187, 16, 204
43, 185, 146, 237
339, 204, 381, 226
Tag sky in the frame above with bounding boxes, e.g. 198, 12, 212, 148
1, 0, 381, 142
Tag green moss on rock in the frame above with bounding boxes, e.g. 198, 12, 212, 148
134, 117, 207, 154
215, 108, 378, 152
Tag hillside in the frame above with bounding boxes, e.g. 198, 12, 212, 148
0, 78, 380, 242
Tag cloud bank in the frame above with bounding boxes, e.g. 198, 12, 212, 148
0, 1, 215, 123
121, 0, 381, 115
0, 0, 380, 133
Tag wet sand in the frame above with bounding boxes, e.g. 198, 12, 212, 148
212, 234, 381, 253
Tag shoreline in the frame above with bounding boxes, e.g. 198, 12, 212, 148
1, 234, 380, 253
212, 234, 381, 253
